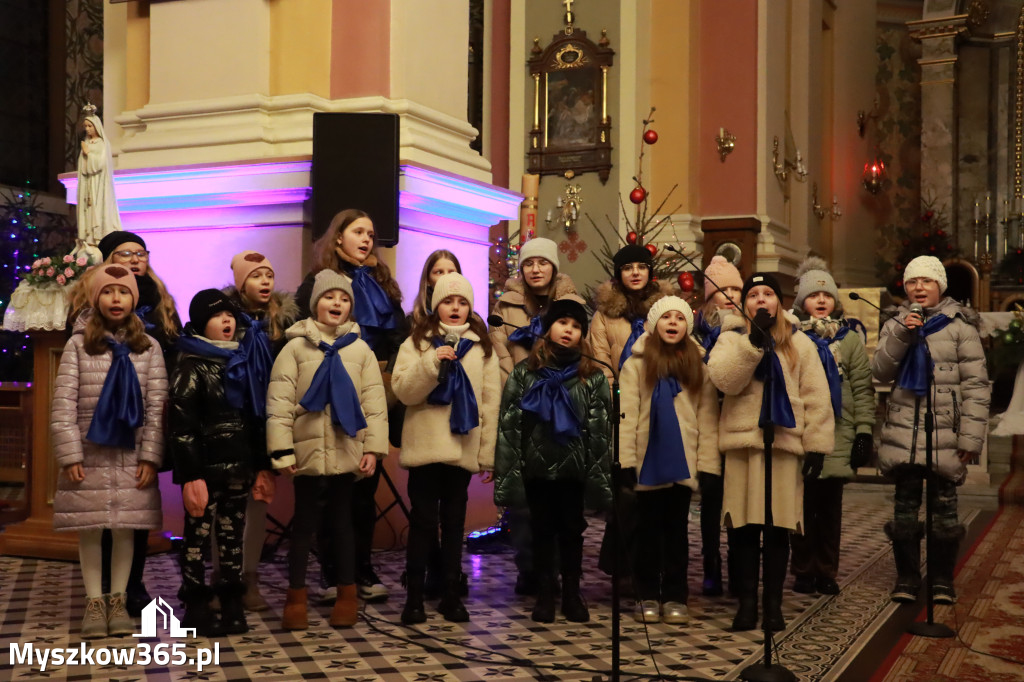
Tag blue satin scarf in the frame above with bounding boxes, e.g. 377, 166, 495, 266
351, 267, 397, 348
86, 339, 144, 450
427, 337, 479, 435
695, 313, 722, 364
618, 317, 647, 370
804, 326, 850, 419
896, 314, 953, 396
508, 314, 543, 350
134, 305, 156, 333
237, 312, 273, 418
175, 335, 249, 413
638, 376, 691, 486
299, 333, 367, 437
520, 363, 581, 444
753, 340, 797, 429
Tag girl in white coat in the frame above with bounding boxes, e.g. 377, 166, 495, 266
392, 273, 500, 625
266, 270, 388, 630
619, 296, 720, 625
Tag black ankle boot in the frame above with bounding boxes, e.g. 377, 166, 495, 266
560, 574, 589, 622
437, 575, 469, 623
217, 582, 249, 635
761, 530, 789, 632
532, 573, 556, 623
182, 585, 225, 637
702, 554, 724, 597
401, 571, 427, 625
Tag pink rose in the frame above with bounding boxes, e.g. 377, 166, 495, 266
42, 257, 51, 266
62, 254, 73, 263
64, 267, 74, 277
46, 267, 55, 276
56, 274, 66, 285
76, 256, 88, 267
31, 259, 41, 269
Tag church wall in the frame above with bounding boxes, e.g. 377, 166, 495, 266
329, 0, 391, 99
269, 0, 331, 98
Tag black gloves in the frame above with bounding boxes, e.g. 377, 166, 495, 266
614, 465, 637, 490
850, 433, 873, 470
749, 308, 774, 348
802, 452, 825, 480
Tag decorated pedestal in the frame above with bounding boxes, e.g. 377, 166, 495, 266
2, 281, 70, 332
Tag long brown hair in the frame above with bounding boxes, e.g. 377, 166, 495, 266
613, 277, 660, 320
642, 332, 704, 393
410, 310, 493, 358
311, 208, 402, 304
83, 310, 151, 355
412, 250, 463, 328
519, 266, 559, 316
238, 287, 285, 342
69, 261, 179, 342
526, 332, 598, 379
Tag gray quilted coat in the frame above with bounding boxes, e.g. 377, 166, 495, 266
871, 297, 989, 484
51, 315, 168, 531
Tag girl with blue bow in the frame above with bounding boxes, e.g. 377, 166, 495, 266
169, 289, 276, 636
789, 257, 875, 599
51, 265, 168, 640
296, 209, 409, 603
619, 296, 721, 626
707, 272, 834, 632
392, 273, 500, 625
267, 270, 388, 631
220, 250, 297, 612
494, 296, 612, 624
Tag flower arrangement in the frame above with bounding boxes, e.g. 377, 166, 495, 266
24, 253, 91, 287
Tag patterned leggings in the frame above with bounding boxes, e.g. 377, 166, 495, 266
181, 478, 249, 591
892, 464, 959, 537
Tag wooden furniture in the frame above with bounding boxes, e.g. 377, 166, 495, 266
0, 384, 30, 485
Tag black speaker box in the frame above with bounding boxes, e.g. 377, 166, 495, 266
311, 112, 400, 246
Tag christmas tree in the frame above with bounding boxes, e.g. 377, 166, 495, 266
879, 198, 958, 296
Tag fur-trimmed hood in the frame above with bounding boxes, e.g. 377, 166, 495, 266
594, 278, 675, 319
222, 286, 299, 329
498, 272, 577, 314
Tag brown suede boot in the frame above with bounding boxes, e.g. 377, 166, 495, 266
282, 587, 308, 630
330, 584, 359, 627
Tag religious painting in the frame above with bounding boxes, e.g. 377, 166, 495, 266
527, 27, 614, 183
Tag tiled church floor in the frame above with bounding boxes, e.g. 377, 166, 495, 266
0, 490, 982, 682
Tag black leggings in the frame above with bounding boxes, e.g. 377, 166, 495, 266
634, 484, 692, 603
405, 463, 472, 577
525, 479, 586, 578
289, 474, 355, 589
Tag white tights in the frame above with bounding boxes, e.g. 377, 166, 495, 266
79, 528, 134, 599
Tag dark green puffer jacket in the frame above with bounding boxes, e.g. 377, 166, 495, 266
494, 360, 612, 511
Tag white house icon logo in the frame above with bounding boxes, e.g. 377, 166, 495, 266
133, 597, 197, 638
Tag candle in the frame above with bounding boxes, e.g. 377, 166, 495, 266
719, 127, 725, 139
974, 202, 980, 222
546, 209, 552, 222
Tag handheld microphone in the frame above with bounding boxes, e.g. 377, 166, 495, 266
909, 303, 924, 318
437, 332, 460, 383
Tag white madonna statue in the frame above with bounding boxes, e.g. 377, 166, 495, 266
76, 103, 122, 252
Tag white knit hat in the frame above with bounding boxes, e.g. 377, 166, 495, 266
518, 237, 559, 271
431, 272, 474, 310
646, 295, 693, 334
794, 256, 839, 309
903, 255, 947, 294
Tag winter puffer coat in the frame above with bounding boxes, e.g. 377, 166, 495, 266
168, 337, 271, 485
619, 333, 721, 491
266, 319, 389, 476
794, 316, 875, 480
391, 327, 501, 473
589, 279, 675, 382
494, 360, 612, 511
489, 273, 578, 384
51, 315, 168, 531
871, 297, 989, 484
222, 286, 299, 358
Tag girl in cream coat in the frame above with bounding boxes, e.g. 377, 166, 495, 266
392, 273, 501, 625
619, 297, 720, 625
266, 271, 388, 630
707, 273, 834, 633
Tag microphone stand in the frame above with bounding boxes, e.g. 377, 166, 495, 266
488, 316, 623, 681
664, 246, 795, 682
848, 294, 954, 638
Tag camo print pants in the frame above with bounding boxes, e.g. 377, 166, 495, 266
181, 478, 249, 591
891, 464, 961, 539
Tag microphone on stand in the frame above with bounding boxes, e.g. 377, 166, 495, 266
487, 314, 617, 376
848, 291, 913, 331
436, 331, 460, 384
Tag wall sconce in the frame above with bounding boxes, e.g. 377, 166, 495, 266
545, 183, 583, 233
862, 157, 887, 194
715, 127, 736, 162
812, 182, 842, 221
772, 135, 808, 183
857, 96, 880, 138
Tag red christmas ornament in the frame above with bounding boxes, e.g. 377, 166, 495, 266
626, 231, 638, 245
643, 129, 659, 144
678, 271, 695, 292
895, 262, 903, 271
923, 232, 930, 238
645, 243, 658, 257
936, 229, 945, 237
629, 187, 647, 204
924, 210, 934, 220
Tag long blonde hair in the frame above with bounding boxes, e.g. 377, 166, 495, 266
83, 310, 151, 355
237, 286, 285, 342
412, 250, 463, 328
745, 311, 799, 371
642, 332, 704, 393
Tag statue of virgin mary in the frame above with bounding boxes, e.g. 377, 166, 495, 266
76, 103, 122, 249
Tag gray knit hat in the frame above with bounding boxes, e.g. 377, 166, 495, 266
310, 269, 354, 313
793, 256, 839, 310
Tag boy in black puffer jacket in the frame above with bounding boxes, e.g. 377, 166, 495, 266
169, 290, 275, 635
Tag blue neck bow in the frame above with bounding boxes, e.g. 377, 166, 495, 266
237, 312, 273, 418
896, 314, 954, 396
804, 326, 850, 419
753, 340, 797, 429
86, 339, 144, 450
299, 333, 368, 437
639, 376, 690, 486
520, 363, 581, 444
696, 313, 722, 364
176, 335, 249, 413
508, 314, 543, 350
427, 337, 479, 435
134, 305, 156, 333
618, 317, 647, 370
351, 266, 396, 349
